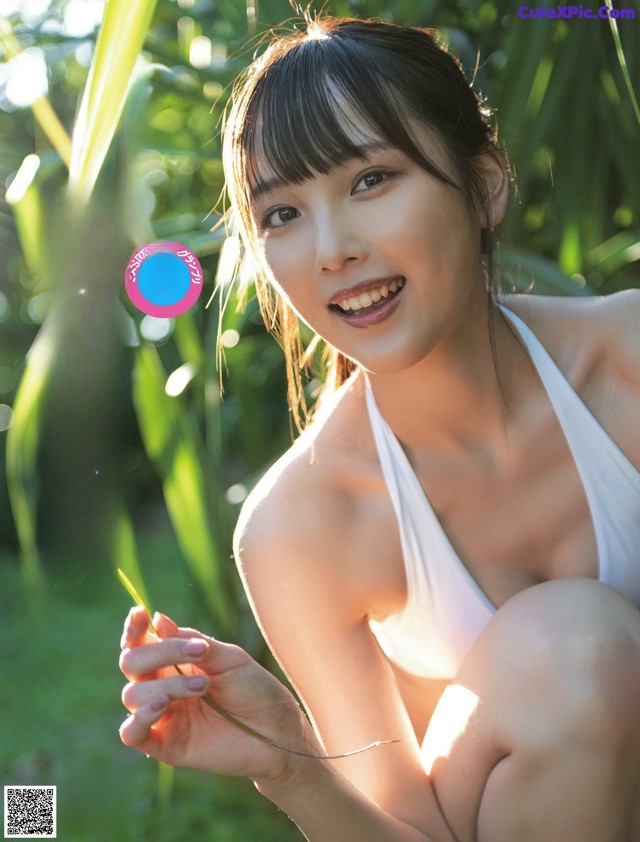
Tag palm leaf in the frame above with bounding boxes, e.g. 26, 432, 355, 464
604, 0, 640, 129
5, 330, 53, 601
68, 0, 159, 202
133, 344, 235, 636
4, 0, 160, 601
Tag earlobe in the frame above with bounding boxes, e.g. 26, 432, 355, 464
478, 150, 509, 229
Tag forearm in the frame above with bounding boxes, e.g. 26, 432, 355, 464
256, 758, 444, 842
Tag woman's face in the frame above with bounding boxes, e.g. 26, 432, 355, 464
248, 119, 504, 375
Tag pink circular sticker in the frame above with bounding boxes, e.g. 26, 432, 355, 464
124, 241, 203, 317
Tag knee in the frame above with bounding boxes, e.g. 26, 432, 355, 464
471, 579, 640, 749
489, 579, 640, 670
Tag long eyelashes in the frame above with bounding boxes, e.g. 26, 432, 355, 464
352, 168, 389, 192
257, 167, 396, 232
259, 205, 299, 231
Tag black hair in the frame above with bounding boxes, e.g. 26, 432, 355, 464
223, 17, 512, 430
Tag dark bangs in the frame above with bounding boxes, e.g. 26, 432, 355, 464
222, 18, 507, 433
239, 32, 463, 202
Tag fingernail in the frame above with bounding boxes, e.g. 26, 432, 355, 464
186, 675, 207, 691
184, 639, 207, 658
124, 606, 143, 627
153, 611, 179, 635
151, 695, 168, 712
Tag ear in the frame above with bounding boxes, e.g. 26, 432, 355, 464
476, 149, 509, 229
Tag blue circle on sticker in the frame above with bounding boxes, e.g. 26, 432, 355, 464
137, 253, 191, 306
125, 241, 204, 317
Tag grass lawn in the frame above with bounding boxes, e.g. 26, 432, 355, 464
0, 528, 304, 841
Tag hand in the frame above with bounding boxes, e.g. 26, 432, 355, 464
118, 607, 319, 783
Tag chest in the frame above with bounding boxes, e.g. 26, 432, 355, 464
439, 356, 640, 607
418, 418, 598, 609
362, 434, 597, 622
359, 356, 639, 617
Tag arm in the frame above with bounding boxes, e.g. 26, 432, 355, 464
118, 608, 447, 841
256, 755, 439, 842
233, 463, 452, 841
118, 456, 452, 839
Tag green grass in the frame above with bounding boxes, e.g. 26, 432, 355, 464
0, 530, 303, 842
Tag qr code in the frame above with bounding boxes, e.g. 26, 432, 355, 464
4, 786, 56, 838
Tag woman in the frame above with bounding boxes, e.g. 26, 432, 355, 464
119, 17, 640, 841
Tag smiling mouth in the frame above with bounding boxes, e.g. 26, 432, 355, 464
329, 278, 406, 316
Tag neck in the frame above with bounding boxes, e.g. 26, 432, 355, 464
364, 293, 522, 455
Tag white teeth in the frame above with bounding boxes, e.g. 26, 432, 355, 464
336, 278, 404, 312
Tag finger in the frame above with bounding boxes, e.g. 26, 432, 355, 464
196, 638, 253, 677
120, 606, 154, 650
152, 612, 210, 642
122, 673, 210, 711
152, 612, 181, 638
119, 636, 209, 679
160, 634, 253, 677
149, 631, 252, 677
119, 694, 170, 750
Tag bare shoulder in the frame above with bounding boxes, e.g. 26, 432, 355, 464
498, 289, 640, 383
584, 288, 640, 379
233, 372, 372, 617
233, 442, 351, 584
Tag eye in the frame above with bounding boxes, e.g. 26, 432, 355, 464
260, 206, 299, 231
353, 169, 388, 193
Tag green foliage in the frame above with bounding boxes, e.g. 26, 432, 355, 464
0, 0, 638, 836
68, 0, 160, 201
488, 11, 640, 287
2, 1, 168, 597
4, 327, 51, 599
0, 545, 303, 841
0, 0, 637, 633
133, 342, 236, 636
0, 0, 637, 613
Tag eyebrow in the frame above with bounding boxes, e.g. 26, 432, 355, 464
248, 141, 394, 202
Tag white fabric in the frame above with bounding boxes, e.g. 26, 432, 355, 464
366, 302, 640, 679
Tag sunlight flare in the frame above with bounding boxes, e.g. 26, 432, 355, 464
421, 684, 480, 775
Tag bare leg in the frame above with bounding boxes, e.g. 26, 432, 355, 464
423, 579, 640, 842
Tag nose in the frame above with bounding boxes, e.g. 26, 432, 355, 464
314, 210, 366, 273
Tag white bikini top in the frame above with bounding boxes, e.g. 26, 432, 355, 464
366, 302, 640, 680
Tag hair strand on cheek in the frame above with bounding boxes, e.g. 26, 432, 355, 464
221, 16, 513, 432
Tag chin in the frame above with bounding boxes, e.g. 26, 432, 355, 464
346, 342, 436, 378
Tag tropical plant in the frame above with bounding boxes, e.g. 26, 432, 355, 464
2, 0, 161, 608
0, 0, 637, 642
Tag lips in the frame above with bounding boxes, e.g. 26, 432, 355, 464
328, 277, 406, 327
328, 277, 405, 312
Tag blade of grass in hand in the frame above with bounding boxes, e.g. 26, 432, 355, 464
117, 569, 398, 759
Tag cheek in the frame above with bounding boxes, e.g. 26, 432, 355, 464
259, 244, 294, 306
261, 237, 309, 297
392, 193, 477, 273
374, 189, 450, 255
260, 240, 319, 327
